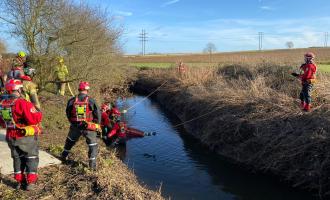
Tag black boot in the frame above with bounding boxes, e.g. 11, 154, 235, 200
89, 160, 97, 171
60, 150, 69, 163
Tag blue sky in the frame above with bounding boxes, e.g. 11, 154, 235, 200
2, 0, 330, 54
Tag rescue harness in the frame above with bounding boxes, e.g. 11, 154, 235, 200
0, 98, 41, 136
70, 96, 101, 132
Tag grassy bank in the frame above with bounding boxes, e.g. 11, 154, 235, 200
132, 63, 330, 198
0, 66, 164, 199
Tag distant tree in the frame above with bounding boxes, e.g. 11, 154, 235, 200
203, 42, 217, 54
286, 41, 294, 49
203, 42, 217, 63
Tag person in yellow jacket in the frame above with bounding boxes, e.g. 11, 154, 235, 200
21, 67, 41, 110
55, 57, 69, 96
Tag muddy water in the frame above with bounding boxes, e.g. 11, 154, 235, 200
116, 95, 318, 200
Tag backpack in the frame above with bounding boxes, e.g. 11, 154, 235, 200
0, 98, 18, 128
70, 96, 93, 122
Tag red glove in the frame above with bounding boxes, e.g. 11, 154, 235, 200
107, 129, 116, 138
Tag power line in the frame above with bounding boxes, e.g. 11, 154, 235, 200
139, 29, 148, 55
258, 32, 264, 50
135, 31, 328, 53
324, 32, 329, 47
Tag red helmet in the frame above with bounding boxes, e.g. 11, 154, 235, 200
111, 108, 121, 116
304, 52, 315, 59
101, 103, 109, 111
78, 81, 90, 91
5, 79, 23, 93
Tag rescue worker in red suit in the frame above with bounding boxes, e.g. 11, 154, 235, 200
109, 102, 121, 125
299, 52, 317, 112
61, 81, 101, 170
108, 121, 127, 145
177, 61, 186, 74
0, 79, 42, 190
8, 62, 24, 80
100, 103, 111, 140
7, 51, 26, 80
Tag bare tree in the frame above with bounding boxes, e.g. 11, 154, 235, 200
43, 2, 123, 87
0, 0, 123, 91
203, 42, 217, 63
0, 0, 60, 57
286, 41, 294, 49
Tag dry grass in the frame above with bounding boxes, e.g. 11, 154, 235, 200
133, 62, 330, 198
144, 61, 330, 105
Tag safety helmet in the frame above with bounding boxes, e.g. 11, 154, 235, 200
111, 108, 121, 116
78, 81, 90, 91
17, 51, 26, 58
304, 52, 315, 59
5, 79, 23, 93
58, 57, 64, 63
24, 67, 36, 77
101, 103, 110, 111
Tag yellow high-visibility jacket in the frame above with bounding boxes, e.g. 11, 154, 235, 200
22, 80, 41, 110
55, 64, 69, 81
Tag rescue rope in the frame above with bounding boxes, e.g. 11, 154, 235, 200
124, 81, 168, 112
44, 77, 100, 84
172, 107, 220, 128
123, 81, 219, 129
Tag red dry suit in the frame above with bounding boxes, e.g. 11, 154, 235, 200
0, 95, 42, 185
0, 97, 42, 139
108, 122, 126, 139
101, 111, 110, 127
299, 63, 317, 83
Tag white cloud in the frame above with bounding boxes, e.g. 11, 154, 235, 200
115, 10, 133, 17
260, 6, 273, 10
162, 0, 180, 7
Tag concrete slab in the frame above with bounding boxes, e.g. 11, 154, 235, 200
0, 129, 61, 175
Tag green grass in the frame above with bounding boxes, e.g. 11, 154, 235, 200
318, 64, 330, 72
48, 144, 64, 156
